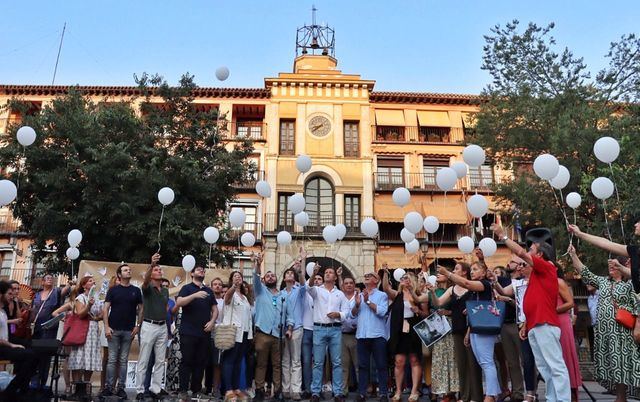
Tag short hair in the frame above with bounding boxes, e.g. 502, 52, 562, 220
8, 280, 19, 287
116, 264, 129, 277
0, 281, 10, 296
342, 276, 355, 284
211, 277, 223, 286
161, 278, 170, 285
536, 242, 555, 262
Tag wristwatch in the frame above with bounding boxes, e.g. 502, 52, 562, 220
501, 235, 508, 242
366, 300, 371, 305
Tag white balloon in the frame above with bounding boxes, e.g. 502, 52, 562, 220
294, 211, 309, 227
550, 165, 570, 190
458, 236, 475, 254
392, 187, 411, 207
423, 216, 440, 234
157, 187, 175, 206
255, 180, 272, 198
436, 167, 457, 191
277, 231, 292, 245
593, 136, 620, 163
203, 227, 219, 244
335, 224, 347, 240
16, 126, 36, 146
591, 177, 614, 200
215, 66, 230, 81
229, 208, 246, 228
427, 275, 437, 286
533, 154, 560, 181
405, 239, 420, 254
451, 161, 468, 179
0, 180, 17, 206
404, 212, 423, 234
241, 232, 256, 247
566, 192, 582, 209
66, 247, 80, 260
322, 225, 338, 244
400, 228, 415, 243
67, 229, 83, 247
360, 218, 379, 238
295, 155, 312, 174
182, 255, 196, 272
463, 144, 486, 168
306, 262, 316, 277
467, 194, 489, 218
288, 194, 306, 214
479, 238, 497, 257
393, 268, 406, 282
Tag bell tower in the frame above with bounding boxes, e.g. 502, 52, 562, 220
295, 5, 335, 57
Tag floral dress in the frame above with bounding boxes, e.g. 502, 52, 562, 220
165, 311, 182, 392
429, 288, 460, 396
67, 293, 102, 371
580, 266, 640, 394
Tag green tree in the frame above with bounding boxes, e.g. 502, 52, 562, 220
0, 74, 254, 273
474, 21, 640, 271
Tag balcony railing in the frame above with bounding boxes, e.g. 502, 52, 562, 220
220, 121, 266, 141
231, 170, 265, 191
373, 170, 506, 192
372, 126, 457, 144
225, 222, 263, 242
378, 223, 463, 243
263, 213, 366, 236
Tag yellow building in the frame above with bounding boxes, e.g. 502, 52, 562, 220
0, 28, 515, 285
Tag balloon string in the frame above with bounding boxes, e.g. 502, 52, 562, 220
602, 199, 613, 242
608, 163, 626, 240
156, 205, 165, 253
550, 183, 570, 229
207, 243, 213, 269
16, 146, 24, 192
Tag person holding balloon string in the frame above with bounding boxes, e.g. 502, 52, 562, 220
382, 268, 427, 402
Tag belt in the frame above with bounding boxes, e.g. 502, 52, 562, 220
342, 331, 356, 335
314, 322, 341, 327
143, 318, 166, 325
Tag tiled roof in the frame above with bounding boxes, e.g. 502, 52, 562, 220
370, 91, 481, 105
0, 85, 271, 99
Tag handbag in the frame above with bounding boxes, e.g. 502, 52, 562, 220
612, 282, 637, 330
466, 289, 506, 335
61, 296, 90, 346
214, 295, 237, 351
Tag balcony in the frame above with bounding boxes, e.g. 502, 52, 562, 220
372, 126, 459, 144
231, 170, 265, 191
263, 213, 367, 236
378, 222, 463, 244
373, 170, 503, 193
223, 221, 264, 244
220, 121, 266, 141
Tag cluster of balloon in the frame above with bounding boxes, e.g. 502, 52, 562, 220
66, 228, 82, 277
592, 136, 624, 237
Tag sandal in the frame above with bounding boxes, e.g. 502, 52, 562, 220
409, 393, 420, 402
392, 394, 402, 402
225, 391, 238, 402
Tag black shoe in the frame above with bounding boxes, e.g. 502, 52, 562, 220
255, 389, 265, 401
379, 396, 388, 402
100, 388, 114, 397
356, 395, 366, 402
334, 395, 345, 402
301, 391, 312, 400
136, 393, 146, 400
311, 395, 320, 402
116, 389, 128, 399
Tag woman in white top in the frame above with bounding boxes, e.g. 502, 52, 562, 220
221, 271, 253, 402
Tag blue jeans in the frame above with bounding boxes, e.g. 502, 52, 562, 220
356, 337, 388, 397
469, 333, 500, 397
302, 329, 313, 392
106, 330, 133, 391
311, 326, 343, 396
221, 333, 249, 391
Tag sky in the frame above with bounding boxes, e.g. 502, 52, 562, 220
1, 1, 639, 94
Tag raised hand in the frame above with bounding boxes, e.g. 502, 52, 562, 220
151, 253, 161, 265
567, 224, 581, 235
490, 223, 504, 238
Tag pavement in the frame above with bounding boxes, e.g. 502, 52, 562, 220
55, 381, 638, 401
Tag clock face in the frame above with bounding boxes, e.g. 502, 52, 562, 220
308, 115, 332, 137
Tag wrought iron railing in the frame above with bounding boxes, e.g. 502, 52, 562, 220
220, 121, 266, 141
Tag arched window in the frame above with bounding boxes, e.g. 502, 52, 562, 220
304, 177, 334, 229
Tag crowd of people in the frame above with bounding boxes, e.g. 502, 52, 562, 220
0, 223, 638, 402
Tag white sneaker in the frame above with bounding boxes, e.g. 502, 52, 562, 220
322, 383, 333, 393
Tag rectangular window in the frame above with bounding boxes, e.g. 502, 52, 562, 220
376, 157, 404, 190
469, 165, 494, 189
0, 252, 12, 279
422, 158, 450, 189
277, 193, 294, 230
344, 195, 360, 230
232, 257, 253, 284
344, 122, 359, 157
236, 120, 263, 140
279, 120, 295, 155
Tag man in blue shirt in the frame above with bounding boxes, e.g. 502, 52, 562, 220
283, 248, 307, 400
252, 252, 285, 401
350, 270, 389, 402
176, 265, 218, 400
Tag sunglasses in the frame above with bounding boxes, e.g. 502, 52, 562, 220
272, 296, 278, 307
364, 273, 376, 278
400, 275, 409, 280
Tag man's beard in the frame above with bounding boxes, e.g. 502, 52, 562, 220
265, 281, 277, 289
194, 274, 205, 281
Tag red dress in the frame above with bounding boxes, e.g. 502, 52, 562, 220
557, 295, 583, 390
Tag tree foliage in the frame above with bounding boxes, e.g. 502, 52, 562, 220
474, 21, 640, 272
0, 74, 254, 273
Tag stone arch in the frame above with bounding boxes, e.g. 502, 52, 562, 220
296, 165, 343, 187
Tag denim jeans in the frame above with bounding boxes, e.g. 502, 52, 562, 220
469, 333, 500, 397
105, 330, 133, 391
221, 332, 249, 391
356, 337, 388, 397
311, 326, 343, 396
302, 329, 313, 392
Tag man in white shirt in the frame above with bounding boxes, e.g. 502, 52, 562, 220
302, 272, 323, 399
336, 268, 358, 394
306, 264, 350, 402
